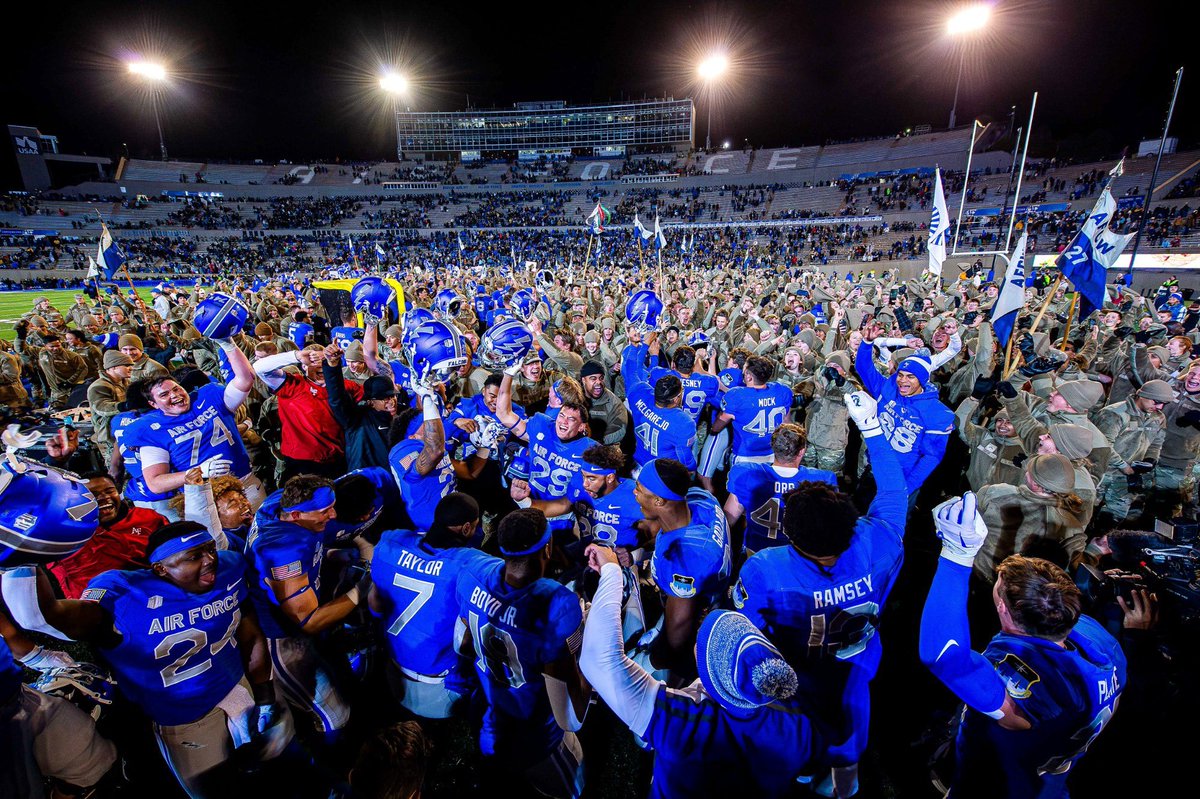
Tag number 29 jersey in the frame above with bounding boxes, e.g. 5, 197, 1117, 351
85, 550, 248, 726
525, 413, 596, 501
124, 382, 250, 478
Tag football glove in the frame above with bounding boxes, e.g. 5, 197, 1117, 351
933, 491, 988, 567
844, 391, 881, 438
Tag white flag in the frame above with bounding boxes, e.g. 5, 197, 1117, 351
927, 168, 951, 276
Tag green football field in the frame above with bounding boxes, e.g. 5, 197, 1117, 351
0, 288, 156, 341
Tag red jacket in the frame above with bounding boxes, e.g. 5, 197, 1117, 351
276, 373, 361, 463
49, 505, 166, 599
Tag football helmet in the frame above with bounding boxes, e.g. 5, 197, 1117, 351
625, 290, 664, 334
193, 292, 250, 340
433, 288, 464, 321
404, 319, 467, 389
479, 320, 534, 370
535, 269, 555, 292
34, 663, 117, 721
509, 287, 538, 323
0, 456, 99, 567
687, 331, 710, 349
399, 307, 437, 353
92, 332, 121, 349
350, 277, 395, 319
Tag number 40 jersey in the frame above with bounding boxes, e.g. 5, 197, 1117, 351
720, 383, 794, 459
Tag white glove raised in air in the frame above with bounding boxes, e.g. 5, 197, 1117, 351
933, 491, 989, 567
844, 391, 882, 438
199, 456, 234, 479
18, 644, 78, 673
470, 420, 503, 452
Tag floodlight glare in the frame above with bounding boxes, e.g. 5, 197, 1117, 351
128, 61, 167, 81
697, 54, 729, 81
947, 4, 991, 36
380, 72, 409, 95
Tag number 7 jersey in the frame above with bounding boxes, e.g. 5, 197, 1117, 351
123, 382, 250, 478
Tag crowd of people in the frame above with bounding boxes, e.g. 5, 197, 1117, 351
2, 248, 1197, 799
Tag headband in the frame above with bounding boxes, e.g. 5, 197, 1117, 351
581, 465, 617, 477
150, 529, 215, 564
499, 526, 552, 558
637, 460, 686, 502
282, 486, 336, 513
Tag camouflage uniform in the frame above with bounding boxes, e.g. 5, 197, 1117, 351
86, 373, 127, 461
36, 347, 89, 410
1093, 395, 1166, 521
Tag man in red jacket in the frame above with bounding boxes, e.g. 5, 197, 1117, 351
47, 472, 167, 599
253, 344, 361, 480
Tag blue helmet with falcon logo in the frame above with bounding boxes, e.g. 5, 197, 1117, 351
479, 319, 534, 370
509, 288, 538, 323
350, 277, 395, 319
404, 319, 467, 389
625, 290, 664, 334
400, 307, 437, 353
433, 289, 464, 321
0, 456, 100, 567
193, 292, 249, 340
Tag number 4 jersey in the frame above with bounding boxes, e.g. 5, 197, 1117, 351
727, 462, 838, 554
123, 382, 250, 478
85, 550, 248, 726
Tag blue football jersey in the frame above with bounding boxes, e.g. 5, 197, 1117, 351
732, 516, 903, 675
650, 488, 732, 606
113, 410, 175, 503
323, 467, 403, 544
646, 684, 817, 799
87, 550, 248, 726
245, 492, 326, 639
373, 529, 496, 679
717, 366, 743, 391
456, 559, 584, 763
389, 438, 457, 532
720, 383, 794, 458
566, 474, 643, 547
330, 326, 362, 351
447, 395, 526, 461
524, 413, 596, 501
951, 616, 1126, 798
288, 321, 314, 348
627, 385, 698, 470
124, 383, 251, 478
652, 367, 721, 424
727, 462, 838, 553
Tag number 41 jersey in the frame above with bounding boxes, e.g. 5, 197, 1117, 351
85, 550, 248, 726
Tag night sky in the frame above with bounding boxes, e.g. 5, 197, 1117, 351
2, 0, 1196, 188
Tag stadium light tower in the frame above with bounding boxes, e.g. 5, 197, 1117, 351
946, 4, 991, 130
128, 59, 170, 161
380, 71, 410, 160
697, 53, 728, 151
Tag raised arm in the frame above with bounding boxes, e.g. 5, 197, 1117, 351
253, 350, 301, 392
495, 371, 528, 440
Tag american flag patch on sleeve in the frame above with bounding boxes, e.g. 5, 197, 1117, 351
270, 561, 304, 581
80, 588, 106, 602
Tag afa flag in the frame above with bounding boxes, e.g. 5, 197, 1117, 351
587, 202, 611, 234
375, 242, 387, 261
96, 222, 126, 280
85, 255, 100, 280
632, 213, 653, 242
653, 213, 666, 250
1056, 187, 1133, 319
990, 232, 1028, 347
927, 167, 951, 276
457, 231, 465, 253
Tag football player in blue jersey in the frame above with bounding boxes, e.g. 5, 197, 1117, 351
623, 335, 698, 471
650, 345, 720, 428
920, 493, 1127, 799
455, 509, 589, 799
329, 310, 363, 352
368, 492, 494, 719
31, 522, 293, 798
582, 543, 821, 799
448, 372, 526, 510
731, 392, 908, 798
123, 334, 264, 509
388, 386, 492, 533
711, 355, 796, 465
111, 380, 179, 519
322, 467, 404, 547
635, 458, 731, 681
496, 365, 598, 534
724, 422, 838, 555
855, 321, 954, 495
245, 476, 371, 743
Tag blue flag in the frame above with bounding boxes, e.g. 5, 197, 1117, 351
990, 232, 1028, 347
653, 214, 666, 250
96, 222, 125, 280
1056, 188, 1132, 319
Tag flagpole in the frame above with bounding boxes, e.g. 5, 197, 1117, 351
584, 233, 594, 270
1059, 291, 1079, 347
1125, 66, 1184, 283
1004, 92, 1037, 254
1003, 272, 1062, 379
951, 120, 982, 256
